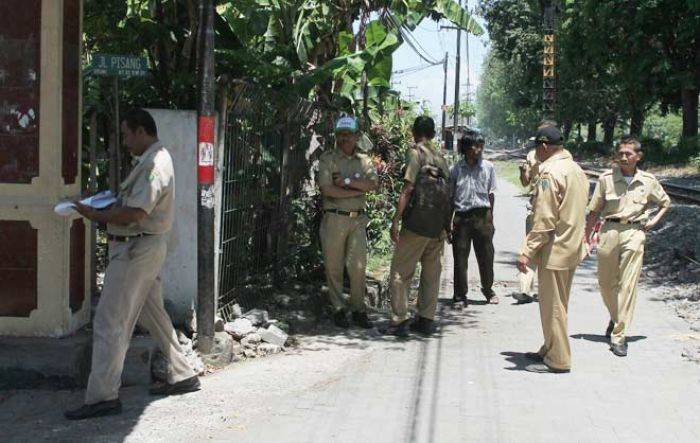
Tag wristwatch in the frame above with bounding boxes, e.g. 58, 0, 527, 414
343, 177, 351, 189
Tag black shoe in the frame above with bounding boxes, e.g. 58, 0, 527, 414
610, 342, 628, 357
513, 293, 534, 304
64, 400, 122, 420
605, 320, 614, 338
523, 352, 543, 362
525, 362, 570, 374
149, 376, 201, 396
452, 295, 467, 304
409, 316, 435, 335
351, 311, 373, 329
333, 309, 350, 328
386, 320, 410, 337
532, 293, 539, 302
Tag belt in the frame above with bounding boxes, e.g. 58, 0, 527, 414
324, 209, 365, 218
107, 233, 151, 242
605, 218, 642, 226
455, 207, 490, 217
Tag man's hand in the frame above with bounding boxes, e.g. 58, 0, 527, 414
519, 161, 528, 172
73, 200, 95, 221
643, 220, 657, 231
486, 208, 494, 224
517, 254, 530, 274
391, 220, 400, 243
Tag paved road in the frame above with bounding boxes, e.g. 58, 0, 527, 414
2, 178, 699, 443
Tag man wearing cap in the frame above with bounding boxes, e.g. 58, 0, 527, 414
515, 120, 558, 303
585, 136, 670, 357
65, 109, 199, 420
517, 126, 589, 373
318, 116, 378, 328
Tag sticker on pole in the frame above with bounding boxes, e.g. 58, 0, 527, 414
198, 142, 214, 166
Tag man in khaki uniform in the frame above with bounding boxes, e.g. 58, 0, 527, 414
516, 120, 558, 303
387, 116, 450, 336
318, 116, 378, 329
585, 136, 670, 356
66, 109, 198, 420
517, 126, 589, 373
516, 146, 540, 302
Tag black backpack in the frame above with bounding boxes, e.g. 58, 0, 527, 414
402, 145, 451, 238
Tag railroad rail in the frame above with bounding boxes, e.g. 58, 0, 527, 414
498, 150, 700, 205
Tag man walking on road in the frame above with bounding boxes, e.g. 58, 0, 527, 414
318, 116, 378, 329
515, 120, 558, 303
517, 126, 589, 373
65, 109, 199, 420
387, 116, 451, 337
585, 136, 670, 357
450, 132, 499, 306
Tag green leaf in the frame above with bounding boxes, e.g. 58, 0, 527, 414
431, 0, 484, 35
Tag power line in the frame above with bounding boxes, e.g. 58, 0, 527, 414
386, 13, 442, 65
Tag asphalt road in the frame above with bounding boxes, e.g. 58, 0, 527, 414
2, 178, 699, 443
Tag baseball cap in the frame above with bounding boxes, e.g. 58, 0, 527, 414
334, 116, 359, 134
533, 126, 563, 144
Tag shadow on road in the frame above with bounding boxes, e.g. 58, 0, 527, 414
570, 333, 647, 344
500, 351, 539, 372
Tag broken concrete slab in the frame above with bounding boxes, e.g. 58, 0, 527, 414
260, 325, 288, 347
241, 333, 262, 349
224, 318, 254, 339
257, 343, 282, 356
243, 309, 269, 326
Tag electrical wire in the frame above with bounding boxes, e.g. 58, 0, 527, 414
386, 13, 442, 65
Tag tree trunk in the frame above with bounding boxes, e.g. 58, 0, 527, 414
587, 121, 597, 142
603, 115, 617, 145
562, 120, 572, 141
630, 108, 645, 137
681, 87, 699, 138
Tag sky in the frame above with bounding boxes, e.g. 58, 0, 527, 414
391, 0, 489, 125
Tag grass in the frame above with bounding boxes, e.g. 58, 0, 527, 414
367, 251, 392, 281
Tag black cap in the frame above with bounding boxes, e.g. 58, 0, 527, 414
534, 126, 563, 144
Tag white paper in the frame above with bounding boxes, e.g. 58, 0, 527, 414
54, 190, 117, 217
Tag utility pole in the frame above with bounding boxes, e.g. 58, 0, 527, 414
441, 53, 448, 147
407, 86, 417, 102
465, 24, 471, 127
542, 1, 557, 118
453, 0, 462, 148
196, 0, 216, 353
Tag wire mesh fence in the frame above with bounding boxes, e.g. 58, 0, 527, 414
217, 82, 336, 317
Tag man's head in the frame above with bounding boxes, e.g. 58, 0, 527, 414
533, 126, 563, 162
121, 109, 158, 156
458, 133, 483, 163
615, 135, 643, 171
412, 116, 436, 141
334, 116, 360, 153
526, 120, 559, 149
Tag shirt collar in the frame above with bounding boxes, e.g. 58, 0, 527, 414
613, 165, 644, 186
134, 140, 163, 163
541, 149, 571, 165
336, 147, 359, 159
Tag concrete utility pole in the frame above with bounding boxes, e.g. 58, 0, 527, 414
196, 0, 216, 353
453, 0, 462, 146
407, 86, 417, 102
465, 25, 471, 127
441, 53, 448, 146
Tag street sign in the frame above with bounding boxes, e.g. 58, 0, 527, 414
90, 54, 148, 78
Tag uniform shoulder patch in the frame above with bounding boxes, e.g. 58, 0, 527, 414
539, 176, 551, 191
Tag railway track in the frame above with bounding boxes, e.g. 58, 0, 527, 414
498, 150, 700, 205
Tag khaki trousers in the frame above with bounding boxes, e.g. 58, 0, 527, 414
390, 228, 444, 323
320, 213, 368, 312
519, 211, 537, 295
85, 235, 196, 404
537, 267, 576, 370
596, 224, 645, 345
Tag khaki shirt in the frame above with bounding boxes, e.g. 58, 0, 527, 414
525, 149, 541, 196
404, 141, 449, 184
318, 148, 378, 211
587, 167, 670, 223
108, 141, 175, 236
520, 150, 589, 270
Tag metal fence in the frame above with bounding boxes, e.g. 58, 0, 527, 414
217, 82, 336, 316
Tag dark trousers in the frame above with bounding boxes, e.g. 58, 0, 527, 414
452, 207, 495, 300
